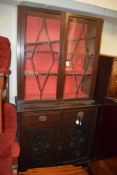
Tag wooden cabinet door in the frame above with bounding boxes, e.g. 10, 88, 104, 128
19, 126, 59, 170
63, 15, 99, 100
60, 107, 97, 163
18, 111, 61, 170
17, 6, 63, 101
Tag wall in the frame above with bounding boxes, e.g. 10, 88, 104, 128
100, 20, 117, 56
1, 0, 117, 11
0, 4, 17, 103
73, 0, 117, 11
0, 3, 117, 103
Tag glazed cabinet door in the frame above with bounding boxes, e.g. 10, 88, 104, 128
63, 14, 101, 100
18, 6, 63, 101
18, 111, 61, 170
60, 107, 97, 163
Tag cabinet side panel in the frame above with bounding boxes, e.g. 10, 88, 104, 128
94, 55, 113, 103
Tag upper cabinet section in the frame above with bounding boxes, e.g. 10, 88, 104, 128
17, 5, 103, 102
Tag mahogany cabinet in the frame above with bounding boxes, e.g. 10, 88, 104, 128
16, 5, 103, 170
94, 55, 117, 159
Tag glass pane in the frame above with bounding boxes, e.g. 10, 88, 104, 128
63, 75, 91, 99
42, 76, 57, 100
108, 60, 117, 98
24, 15, 61, 100
64, 17, 96, 99
25, 76, 40, 101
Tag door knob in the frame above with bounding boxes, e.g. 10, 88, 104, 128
75, 111, 84, 126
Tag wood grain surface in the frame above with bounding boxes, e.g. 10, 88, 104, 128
18, 165, 88, 175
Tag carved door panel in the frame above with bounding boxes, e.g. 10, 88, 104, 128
60, 108, 97, 162
19, 126, 59, 170
18, 110, 61, 171
60, 124, 89, 162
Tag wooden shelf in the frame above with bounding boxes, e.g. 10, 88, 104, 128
25, 50, 60, 55
25, 37, 96, 47
65, 72, 92, 76
25, 71, 92, 76
24, 71, 58, 76
65, 67, 92, 75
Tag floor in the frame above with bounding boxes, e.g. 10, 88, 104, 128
18, 157, 117, 175
18, 164, 88, 175
90, 157, 117, 175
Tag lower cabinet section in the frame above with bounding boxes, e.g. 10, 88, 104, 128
17, 105, 97, 171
